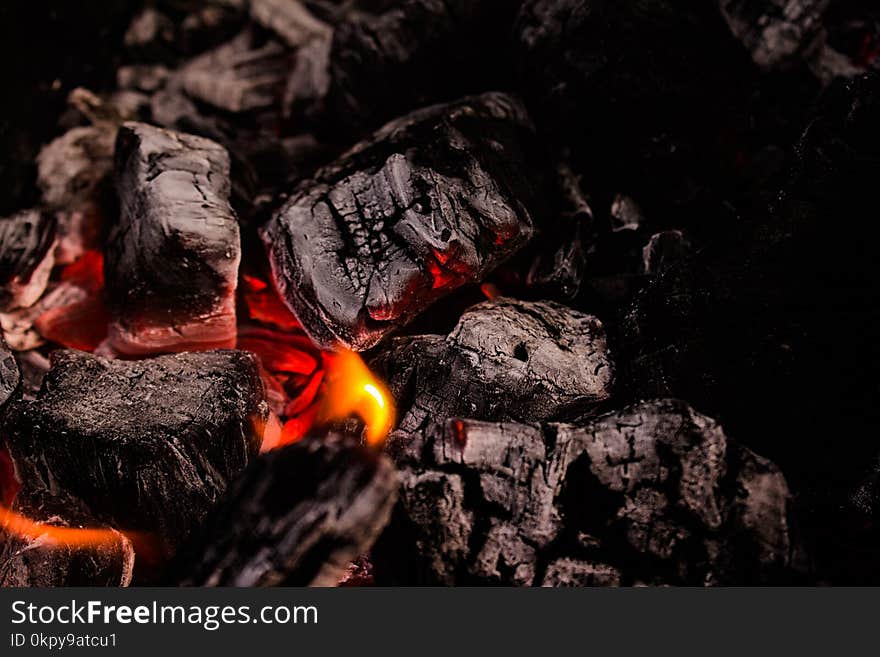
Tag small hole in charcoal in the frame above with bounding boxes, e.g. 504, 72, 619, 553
513, 343, 529, 362
413, 196, 431, 214
440, 228, 451, 241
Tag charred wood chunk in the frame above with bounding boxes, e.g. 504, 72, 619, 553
107, 122, 241, 356
526, 163, 595, 299
179, 29, 291, 113
0, 335, 19, 411
0, 488, 134, 587
250, 0, 332, 49
37, 91, 121, 265
261, 92, 540, 351
4, 350, 267, 552
615, 74, 880, 583
176, 433, 398, 586
719, 0, 830, 70
37, 122, 116, 212
375, 400, 798, 586
0, 210, 56, 311
374, 298, 613, 432
287, 0, 509, 131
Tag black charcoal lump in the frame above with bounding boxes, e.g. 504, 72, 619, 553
0, 209, 57, 311
375, 400, 799, 586
373, 297, 614, 432
177, 432, 398, 586
4, 349, 267, 551
0, 488, 134, 587
107, 121, 241, 356
261, 92, 542, 351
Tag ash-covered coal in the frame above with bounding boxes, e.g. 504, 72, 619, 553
3, 349, 267, 552
0, 487, 134, 587
179, 28, 290, 114
0, 209, 56, 311
106, 121, 241, 356
176, 432, 398, 586
373, 297, 613, 432
261, 92, 542, 351
374, 399, 800, 586
0, 335, 20, 411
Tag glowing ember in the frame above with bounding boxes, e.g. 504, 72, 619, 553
240, 276, 396, 450
0, 504, 133, 548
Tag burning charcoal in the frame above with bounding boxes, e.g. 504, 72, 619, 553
0, 488, 134, 587
261, 92, 541, 351
176, 432, 398, 586
374, 400, 799, 586
179, 29, 290, 113
107, 122, 241, 355
4, 350, 267, 552
373, 298, 613, 433
719, 0, 830, 70
0, 209, 56, 311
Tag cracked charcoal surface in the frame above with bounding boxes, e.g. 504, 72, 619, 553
261, 92, 541, 351
719, 0, 830, 70
0, 335, 20, 412
175, 432, 398, 586
3, 349, 266, 552
614, 73, 880, 582
107, 121, 241, 355
0, 209, 57, 311
373, 399, 798, 586
0, 487, 134, 587
373, 297, 613, 433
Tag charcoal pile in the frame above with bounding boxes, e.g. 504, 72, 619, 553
374, 400, 800, 586
0, 0, 877, 587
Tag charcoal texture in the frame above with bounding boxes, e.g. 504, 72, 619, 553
179, 28, 290, 113
373, 297, 613, 433
107, 121, 241, 355
0, 488, 134, 587
0, 335, 19, 411
613, 73, 880, 582
261, 92, 541, 351
177, 433, 398, 586
249, 0, 331, 49
719, 0, 830, 70
287, 0, 511, 132
4, 350, 266, 552
374, 400, 799, 586
0, 209, 57, 311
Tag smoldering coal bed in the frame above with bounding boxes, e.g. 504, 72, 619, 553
0, 0, 878, 587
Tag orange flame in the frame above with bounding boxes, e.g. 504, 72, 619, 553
317, 350, 395, 447
0, 505, 134, 548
